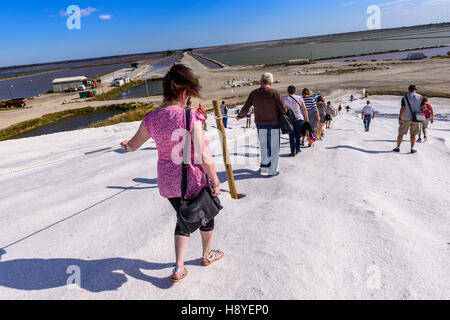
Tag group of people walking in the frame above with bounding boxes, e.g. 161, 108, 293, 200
118, 63, 434, 284
120, 65, 337, 283
237, 72, 336, 175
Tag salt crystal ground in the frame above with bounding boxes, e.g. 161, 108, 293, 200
0, 95, 449, 299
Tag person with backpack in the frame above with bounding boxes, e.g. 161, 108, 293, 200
361, 101, 376, 132
220, 101, 229, 128
393, 84, 427, 154
237, 73, 288, 177
283, 85, 309, 157
418, 96, 434, 143
120, 64, 223, 283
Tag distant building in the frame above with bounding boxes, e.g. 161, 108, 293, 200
407, 53, 427, 60
53, 76, 88, 92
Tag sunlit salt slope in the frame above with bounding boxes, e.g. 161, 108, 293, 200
0, 95, 449, 300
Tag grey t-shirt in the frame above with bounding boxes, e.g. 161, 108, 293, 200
401, 92, 425, 121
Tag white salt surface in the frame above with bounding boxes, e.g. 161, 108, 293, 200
0, 95, 449, 299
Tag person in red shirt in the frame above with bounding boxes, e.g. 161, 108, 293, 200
197, 103, 208, 131
418, 96, 434, 143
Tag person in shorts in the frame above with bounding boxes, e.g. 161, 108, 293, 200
393, 84, 426, 154
418, 96, 434, 143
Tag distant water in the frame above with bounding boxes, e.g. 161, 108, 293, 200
115, 80, 163, 100
202, 31, 450, 66
191, 54, 223, 69
322, 46, 450, 62
0, 53, 162, 101
13, 110, 122, 139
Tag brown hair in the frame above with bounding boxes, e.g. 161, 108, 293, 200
424, 96, 429, 102
316, 95, 325, 103
302, 88, 312, 97
288, 85, 296, 95
163, 64, 200, 102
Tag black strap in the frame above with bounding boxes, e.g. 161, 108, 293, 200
181, 108, 191, 201
289, 95, 302, 109
404, 95, 414, 116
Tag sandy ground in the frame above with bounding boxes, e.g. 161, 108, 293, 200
0, 94, 449, 299
1, 52, 449, 130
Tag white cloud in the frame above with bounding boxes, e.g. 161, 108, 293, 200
59, 7, 98, 17
419, 0, 450, 6
99, 14, 113, 20
377, 0, 412, 7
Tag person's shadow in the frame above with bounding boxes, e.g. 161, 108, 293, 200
326, 145, 393, 154
0, 249, 200, 292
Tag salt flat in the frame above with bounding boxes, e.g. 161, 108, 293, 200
0, 95, 449, 299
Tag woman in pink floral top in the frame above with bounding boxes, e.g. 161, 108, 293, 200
120, 64, 223, 283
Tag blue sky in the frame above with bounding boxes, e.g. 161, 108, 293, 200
0, 0, 449, 66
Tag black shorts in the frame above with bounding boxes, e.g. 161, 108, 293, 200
168, 195, 215, 237
325, 114, 332, 121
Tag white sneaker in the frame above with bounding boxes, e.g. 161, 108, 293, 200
259, 168, 269, 176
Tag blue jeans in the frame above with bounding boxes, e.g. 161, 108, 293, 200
223, 117, 228, 128
364, 115, 372, 130
289, 119, 304, 154
257, 125, 280, 176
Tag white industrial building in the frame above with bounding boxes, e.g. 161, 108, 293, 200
52, 76, 87, 92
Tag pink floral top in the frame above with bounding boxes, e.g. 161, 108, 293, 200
144, 107, 209, 199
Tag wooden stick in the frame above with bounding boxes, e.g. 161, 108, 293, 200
213, 100, 239, 199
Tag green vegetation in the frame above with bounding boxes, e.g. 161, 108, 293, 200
0, 103, 148, 141
320, 66, 383, 75
89, 80, 144, 101
89, 103, 158, 128
167, 50, 175, 57
348, 63, 368, 67
430, 53, 450, 59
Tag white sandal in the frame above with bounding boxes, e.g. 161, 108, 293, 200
201, 249, 224, 266
170, 265, 188, 283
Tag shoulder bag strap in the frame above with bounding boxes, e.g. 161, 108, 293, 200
404, 95, 414, 115
181, 108, 191, 201
289, 95, 302, 108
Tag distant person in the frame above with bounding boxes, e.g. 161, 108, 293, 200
361, 101, 376, 132
197, 103, 208, 131
302, 88, 321, 145
220, 101, 229, 128
246, 106, 254, 128
338, 104, 343, 115
418, 96, 434, 143
316, 96, 326, 138
325, 101, 334, 129
237, 73, 288, 177
120, 64, 223, 283
393, 84, 426, 154
283, 85, 309, 157
346, 105, 351, 113
350, 94, 354, 102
